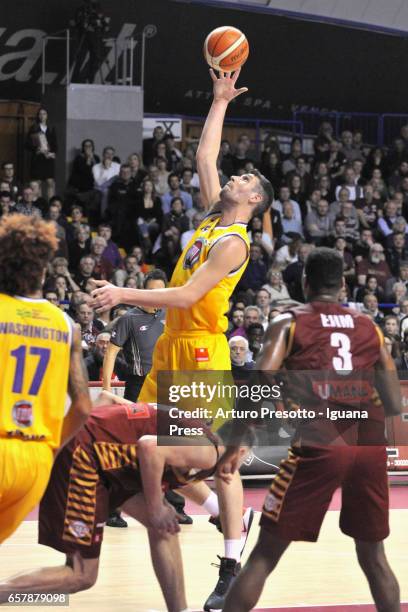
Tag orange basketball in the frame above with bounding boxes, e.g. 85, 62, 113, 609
203, 26, 249, 72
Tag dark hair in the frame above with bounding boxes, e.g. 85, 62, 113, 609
36, 107, 48, 122
53, 274, 69, 292
170, 196, 183, 209
304, 247, 344, 293
120, 163, 131, 171
1, 161, 13, 169
0, 191, 11, 199
365, 274, 377, 285
233, 291, 251, 308
248, 215, 263, 232
0, 215, 58, 295
246, 322, 264, 335
71, 204, 84, 214
216, 420, 256, 448
143, 268, 168, 288
167, 172, 179, 186
251, 169, 274, 216
49, 195, 63, 207
81, 139, 95, 153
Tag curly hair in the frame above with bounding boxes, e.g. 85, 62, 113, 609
0, 214, 58, 296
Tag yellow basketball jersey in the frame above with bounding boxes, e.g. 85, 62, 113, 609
166, 213, 250, 333
0, 294, 72, 448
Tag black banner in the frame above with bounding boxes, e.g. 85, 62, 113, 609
2, 0, 408, 117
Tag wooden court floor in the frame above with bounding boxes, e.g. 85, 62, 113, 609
1, 508, 407, 611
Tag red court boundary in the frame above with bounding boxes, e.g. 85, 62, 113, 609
192, 604, 408, 611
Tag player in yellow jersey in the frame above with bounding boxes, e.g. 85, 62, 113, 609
0, 214, 92, 544
92, 69, 273, 609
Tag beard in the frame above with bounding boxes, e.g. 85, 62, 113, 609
371, 255, 381, 264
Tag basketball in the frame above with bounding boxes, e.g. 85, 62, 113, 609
203, 26, 249, 72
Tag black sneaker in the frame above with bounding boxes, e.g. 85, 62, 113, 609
177, 509, 193, 525
106, 511, 128, 528
208, 514, 222, 532
203, 556, 240, 611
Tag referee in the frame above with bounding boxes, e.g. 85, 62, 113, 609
102, 269, 167, 400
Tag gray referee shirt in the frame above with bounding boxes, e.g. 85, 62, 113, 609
110, 307, 165, 377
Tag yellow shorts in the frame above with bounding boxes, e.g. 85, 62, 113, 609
0, 439, 53, 543
138, 329, 232, 403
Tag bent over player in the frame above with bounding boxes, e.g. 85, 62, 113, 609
218, 247, 401, 612
0, 215, 92, 545
92, 69, 273, 609
0, 392, 254, 612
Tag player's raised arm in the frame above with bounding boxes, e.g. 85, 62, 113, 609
196, 69, 248, 210
91, 234, 247, 311
60, 325, 92, 448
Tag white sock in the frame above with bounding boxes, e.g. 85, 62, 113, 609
202, 491, 219, 517
224, 539, 241, 562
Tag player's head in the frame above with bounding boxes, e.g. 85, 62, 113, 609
220, 169, 273, 218
303, 247, 344, 300
215, 421, 256, 463
0, 214, 57, 297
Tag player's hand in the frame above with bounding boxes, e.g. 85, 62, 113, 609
91, 280, 123, 312
149, 501, 181, 535
210, 68, 248, 103
216, 446, 241, 484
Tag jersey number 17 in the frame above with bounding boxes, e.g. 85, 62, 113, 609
11, 346, 51, 395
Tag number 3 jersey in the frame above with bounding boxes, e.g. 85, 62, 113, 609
0, 294, 72, 447
280, 301, 385, 444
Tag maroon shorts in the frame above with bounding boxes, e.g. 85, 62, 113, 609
38, 439, 141, 559
260, 445, 389, 542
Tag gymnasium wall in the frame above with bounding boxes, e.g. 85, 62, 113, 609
1, 0, 407, 119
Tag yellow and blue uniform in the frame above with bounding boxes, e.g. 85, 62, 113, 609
139, 212, 250, 403
0, 294, 72, 542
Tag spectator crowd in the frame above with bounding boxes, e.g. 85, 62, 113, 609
3, 115, 408, 378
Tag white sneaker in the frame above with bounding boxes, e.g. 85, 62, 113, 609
278, 426, 291, 438
240, 507, 254, 555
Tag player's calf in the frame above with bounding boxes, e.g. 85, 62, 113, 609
355, 540, 401, 612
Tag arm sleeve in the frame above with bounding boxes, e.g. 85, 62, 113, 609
110, 315, 131, 348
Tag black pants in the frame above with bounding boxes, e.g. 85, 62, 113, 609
165, 490, 186, 513
124, 376, 146, 402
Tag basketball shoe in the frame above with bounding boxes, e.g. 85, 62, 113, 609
204, 507, 254, 610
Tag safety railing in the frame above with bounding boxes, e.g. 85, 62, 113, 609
40, 26, 157, 94
379, 114, 408, 147
293, 110, 381, 145
292, 110, 408, 148
145, 113, 304, 160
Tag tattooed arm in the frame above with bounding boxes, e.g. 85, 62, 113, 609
59, 324, 92, 449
